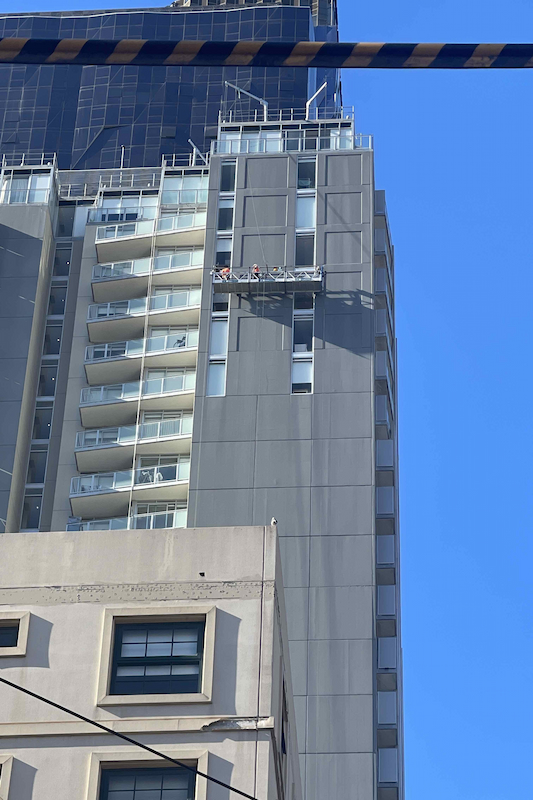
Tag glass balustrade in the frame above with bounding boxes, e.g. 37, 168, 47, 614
85, 330, 198, 362
87, 289, 201, 321
67, 507, 187, 531
70, 460, 190, 496
92, 250, 204, 280
80, 372, 196, 406
75, 416, 192, 449
96, 212, 207, 241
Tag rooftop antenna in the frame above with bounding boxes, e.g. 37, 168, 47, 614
305, 81, 328, 121
224, 81, 268, 123
187, 139, 208, 166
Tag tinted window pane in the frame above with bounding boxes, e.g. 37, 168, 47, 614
293, 318, 313, 352
209, 319, 228, 357
292, 359, 312, 393
43, 325, 62, 355
295, 234, 314, 267
296, 196, 316, 229
294, 293, 314, 310
38, 366, 57, 397
48, 285, 67, 315
0, 625, 19, 648
217, 201, 233, 231
53, 246, 71, 276
100, 768, 193, 800
298, 160, 316, 189
21, 494, 42, 529
27, 450, 47, 484
206, 362, 226, 396
220, 162, 236, 192
33, 407, 53, 439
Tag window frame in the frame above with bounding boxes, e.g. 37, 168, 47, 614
87, 748, 208, 800
0, 611, 30, 657
0, 755, 13, 798
96, 606, 216, 706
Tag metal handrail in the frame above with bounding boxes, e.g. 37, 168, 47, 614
95, 211, 207, 241
218, 106, 355, 124
212, 266, 323, 283
92, 251, 204, 281
75, 416, 192, 449
85, 329, 199, 362
70, 460, 190, 496
211, 134, 371, 155
67, 508, 187, 531
1, 152, 57, 167
80, 372, 196, 405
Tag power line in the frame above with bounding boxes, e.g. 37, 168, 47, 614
0, 39, 533, 69
0, 675, 259, 800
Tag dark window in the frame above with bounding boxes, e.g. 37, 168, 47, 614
213, 293, 229, 312
295, 234, 314, 267
38, 366, 57, 397
27, 449, 47, 484
48, 285, 67, 315
220, 162, 236, 192
43, 324, 62, 355
298, 160, 315, 189
110, 621, 204, 695
57, 206, 74, 237
293, 318, 313, 352
217, 201, 234, 231
53, 245, 71, 276
21, 494, 42, 529
294, 292, 314, 310
33, 406, 53, 440
99, 767, 194, 800
0, 624, 19, 648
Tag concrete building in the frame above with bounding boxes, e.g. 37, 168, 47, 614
0, 4, 404, 800
0, 524, 302, 800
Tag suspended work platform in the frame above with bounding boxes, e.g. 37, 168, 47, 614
212, 266, 324, 294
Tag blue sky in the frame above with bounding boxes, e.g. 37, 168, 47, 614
339, 2, 533, 798
2, 0, 532, 796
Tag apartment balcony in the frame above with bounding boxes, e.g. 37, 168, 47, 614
91, 251, 204, 303
66, 507, 187, 532
212, 266, 324, 294
74, 416, 193, 472
84, 329, 198, 384
95, 211, 206, 261
79, 372, 196, 427
69, 460, 190, 517
86, 289, 201, 343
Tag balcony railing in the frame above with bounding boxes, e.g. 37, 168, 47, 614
67, 507, 188, 531
70, 460, 190, 496
85, 330, 198, 363
87, 289, 201, 321
75, 416, 192, 450
212, 134, 371, 155
88, 207, 155, 224
218, 106, 355, 124
95, 211, 206, 242
80, 372, 196, 405
93, 251, 204, 281
1, 152, 57, 167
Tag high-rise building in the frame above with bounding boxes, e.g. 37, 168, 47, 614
0, 4, 403, 800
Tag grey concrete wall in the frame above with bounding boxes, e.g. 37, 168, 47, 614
0, 205, 54, 532
189, 149, 378, 800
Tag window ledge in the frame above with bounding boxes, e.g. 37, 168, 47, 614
97, 691, 211, 707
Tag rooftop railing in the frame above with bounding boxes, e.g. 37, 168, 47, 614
80, 372, 196, 406
75, 416, 192, 450
92, 251, 204, 281
70, 459, 190, 496
67, 507, 187, 531
218, 106, 355, 124
212, 133, 371, 155
1, 152, 57, 167
85, 329, 199, 362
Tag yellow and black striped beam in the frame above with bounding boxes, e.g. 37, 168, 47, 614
1, 39, 533, 68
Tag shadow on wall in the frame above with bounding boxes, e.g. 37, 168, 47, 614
9, 759, 37, 800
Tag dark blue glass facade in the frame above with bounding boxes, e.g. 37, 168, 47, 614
0, 6, 338, 169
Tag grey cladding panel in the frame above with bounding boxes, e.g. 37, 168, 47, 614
252, 487, 311, 537
255, 440, 312, 488
226, 351, 290, 396
325, 231, 363, 265
311, 486, 373, 536
237, 316, 284, 352
193, 441, 255, 490
243, 195, 288, 228
326, 154, 362, 187
325, 193, 362, 226
187, 489, 253, 528
240, 233, 286, 268
245, 156, 289, 189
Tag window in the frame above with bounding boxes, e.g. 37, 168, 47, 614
296, 195, 316, 229
377, 586, 396, 616
377, 691, 397, 725
213, 293, 229, 313
48, 283, 67, 315
0, 756, 13, 800
38, 365, 57, 397
0, 611, 30, 657
298, 159, 316, 189
292, 359, 312, 394
209, 319, 228, 357
215, 237, 232, 268
21, 491, 42, 529
220, 161, 236, 192
99, 767, 194, 800
97, 607, 215, 706
53, 245, 71, 276
295, 234, 315, 267
110, 621, 204, 696
376, 440, 394, 469
206, 361, 226, 396
376, 487, 395, 516
378, 749, 398, 783
294, 292, 314, 310
26, 447, 47, 484
43, 324, 62, 355
33, 404, 53, 439
377, 536, 395, 565
217, 198, 234, 231
293, 318, 313, 352
378, 637, 397, 669
0, 625, 18, 648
